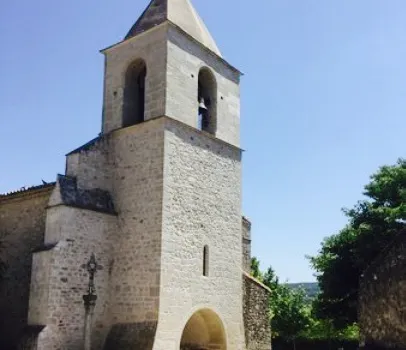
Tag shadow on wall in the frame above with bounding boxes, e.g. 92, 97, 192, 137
103, 322, 157, 350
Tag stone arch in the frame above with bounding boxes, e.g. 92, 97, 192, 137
123, 58, 147, 127
180, 308, 226, 350
197, 67, 217, 135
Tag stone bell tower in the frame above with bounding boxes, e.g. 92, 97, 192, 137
101, 0, 241, 147
22, 1, 263, 350
98, 0, 244, 348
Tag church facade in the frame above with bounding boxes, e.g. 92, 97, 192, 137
0, 1, 271, 349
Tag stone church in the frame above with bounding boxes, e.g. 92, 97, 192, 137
0, 0, 271, 349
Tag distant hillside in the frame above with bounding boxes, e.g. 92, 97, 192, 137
286, 282, 319, 301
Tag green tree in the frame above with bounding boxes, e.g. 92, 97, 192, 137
251, 257, 263, 280
263, 266, 279, 290
258, 263, 311, 350
271, 285, 311, 350
302, 317, 359, 341
310, 159, 406, 328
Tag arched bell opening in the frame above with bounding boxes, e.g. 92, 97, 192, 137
180, 309, 227, 350
197, 67, 217, 135
123, 58, 147, 127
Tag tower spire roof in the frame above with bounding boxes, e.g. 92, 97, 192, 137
125, 0, 222, 57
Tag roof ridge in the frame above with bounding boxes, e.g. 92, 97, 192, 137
243, 271, 272, 293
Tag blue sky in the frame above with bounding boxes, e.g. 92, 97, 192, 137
1, 0, 405, 282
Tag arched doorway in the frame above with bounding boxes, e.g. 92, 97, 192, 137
180, 309, 226, 350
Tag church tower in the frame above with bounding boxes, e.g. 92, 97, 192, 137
98, 1, 244, 348
20, 1, 271, 350
101, 0, 241, 147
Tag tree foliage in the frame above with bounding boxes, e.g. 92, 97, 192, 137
252, 262, 311, 348
301, 317, 359, 341
271, 284, 311, 347
309, 158, 406, 328
251, 257, 262, 280
250, 258, 359, 346
263, 266, 279, 291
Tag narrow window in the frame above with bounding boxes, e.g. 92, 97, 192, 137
197, 68, 217, 135
203, 245, 209, 277
123, 59, 147, 127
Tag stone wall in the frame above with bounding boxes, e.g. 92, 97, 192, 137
359, 230, 406, 349
153, 118, 246, 349
30, 118, 165, 349
66, 136, 112, 193
29, 204, 116, 350
108, 119, 165, 326
53, 118, 165, 348
243, 273, 272, 350
0, 186, 53, 350
242, 217, 252, 273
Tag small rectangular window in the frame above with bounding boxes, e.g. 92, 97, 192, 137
203, 245, 209, 277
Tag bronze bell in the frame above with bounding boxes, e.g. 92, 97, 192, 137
198, 97, 208, 112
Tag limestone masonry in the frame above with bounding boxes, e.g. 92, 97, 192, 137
0, 1, 271, 349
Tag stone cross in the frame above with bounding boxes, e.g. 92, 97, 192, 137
82, 253, 103, 301
81, 253, 103, 350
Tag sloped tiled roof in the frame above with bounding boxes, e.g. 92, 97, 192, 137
0, 182, 56, 200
